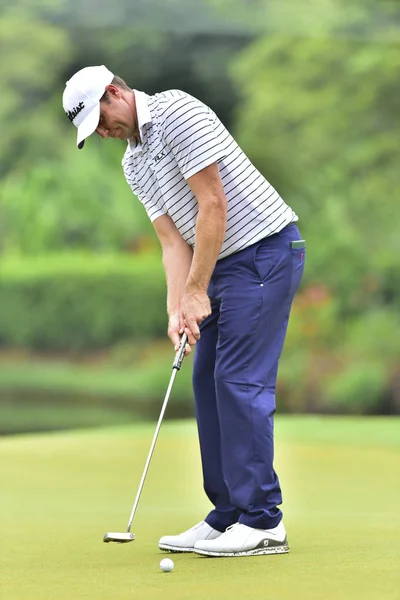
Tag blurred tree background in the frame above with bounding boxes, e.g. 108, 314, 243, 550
0, 0, 399, 433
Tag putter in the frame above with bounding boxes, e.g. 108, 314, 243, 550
103, 333, 188, 544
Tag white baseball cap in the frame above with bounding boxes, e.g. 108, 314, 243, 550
63, 65, 114, 149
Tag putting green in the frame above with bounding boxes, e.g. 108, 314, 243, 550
1, 417, 399, 600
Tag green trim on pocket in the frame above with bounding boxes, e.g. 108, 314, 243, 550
290, 240, 306, 249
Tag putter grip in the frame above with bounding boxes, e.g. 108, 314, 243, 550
173, 333, 188, 370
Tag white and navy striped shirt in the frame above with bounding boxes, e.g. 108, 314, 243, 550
122, 90, 298, 259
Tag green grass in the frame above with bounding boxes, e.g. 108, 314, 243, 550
1, 417, 399, 600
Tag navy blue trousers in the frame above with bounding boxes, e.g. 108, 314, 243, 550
192, 224, 305, 531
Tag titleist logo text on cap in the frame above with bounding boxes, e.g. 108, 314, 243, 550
65, 101, 85, 122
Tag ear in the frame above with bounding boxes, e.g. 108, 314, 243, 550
105, 84, 122, 99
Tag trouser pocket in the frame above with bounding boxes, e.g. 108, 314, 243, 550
289, 240, 306, 296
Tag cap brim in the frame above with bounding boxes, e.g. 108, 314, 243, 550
76, 103, 100, 150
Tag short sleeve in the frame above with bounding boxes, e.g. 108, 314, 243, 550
161, 92, 227, 180
122, 159, 166, 223
134, 189, 166, 223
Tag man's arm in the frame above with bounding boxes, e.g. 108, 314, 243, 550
160, 94, 228, 343
182, 161, 228, 343
153, 214, 193, 351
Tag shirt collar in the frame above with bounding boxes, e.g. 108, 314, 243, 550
128, 90, 152, 155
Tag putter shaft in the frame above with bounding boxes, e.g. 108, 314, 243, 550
126, 333, 188, 533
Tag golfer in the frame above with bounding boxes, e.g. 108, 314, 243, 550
63, 65, 306, 557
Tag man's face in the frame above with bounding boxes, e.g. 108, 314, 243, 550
96, 87, 136, 141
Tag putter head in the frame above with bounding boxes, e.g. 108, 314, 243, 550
103, 532, 135, 544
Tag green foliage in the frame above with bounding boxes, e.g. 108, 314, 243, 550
209, 0, 400, 39
0, 396, 137, 435
228, 1, 400, 415
323, 361, 388, 414
0, 141, 157, 254
0, 0, 252, 255
231, 4, 400, 319
321, 309, 400, 414
0, 253, 167, 350
0, 8, 72, 176
0, 0, 399, 417
265, 0, 400, 40
232, 35, 399, 201
52, 0, 254, 32
0, 342, 195, 433
278, 296, 400, 414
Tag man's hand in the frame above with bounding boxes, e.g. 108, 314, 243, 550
168, 313, 192, 355
180, 290, 211, 345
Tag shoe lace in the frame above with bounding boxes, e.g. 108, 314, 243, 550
224, 523, 243, 536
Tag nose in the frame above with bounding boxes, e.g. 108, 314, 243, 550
96, 125, 109, 139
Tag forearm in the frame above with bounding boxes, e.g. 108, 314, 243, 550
162, 238, 193, 316
186, 198, 227, 293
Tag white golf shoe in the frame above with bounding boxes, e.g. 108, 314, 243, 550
194, 521, 289, 557
159, 521, 222, 553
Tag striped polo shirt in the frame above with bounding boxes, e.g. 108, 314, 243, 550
122, 90, 298, 260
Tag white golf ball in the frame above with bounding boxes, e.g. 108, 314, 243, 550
160, 558, 174, 572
